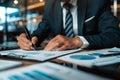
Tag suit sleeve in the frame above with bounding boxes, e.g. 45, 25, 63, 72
31, 0, 51, 47
84, 1, 120, 49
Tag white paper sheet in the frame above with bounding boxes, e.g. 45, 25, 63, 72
0, 60, 22, 71
0, 48, 82, 61
58, 47, 120, 67
0, 62, 110, 80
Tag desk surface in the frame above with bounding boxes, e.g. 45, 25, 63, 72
0, 48, 120, 80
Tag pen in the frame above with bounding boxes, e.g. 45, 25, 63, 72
24, 26, 36, 50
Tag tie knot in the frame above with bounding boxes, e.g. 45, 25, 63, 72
63, 3, 72, 10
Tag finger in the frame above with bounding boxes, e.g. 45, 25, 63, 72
20, 46, 32, 50
17, 34, 32, 50
44, 35, 67, 51
20, 33, 27, 37
48, 35, 64, 44
45, 39, 63, 51
32, 36, 38, 45
22, 37, 32, 45
44, 40, 61, 51
18, 40, 32, 48
18, 34, 32, 46
18, 42, 32, 50
20, 45, 32, 50
44, 36, 59, 50
19, 41, 31, 48
58, 45, 67, 51
17, 33, 27, 41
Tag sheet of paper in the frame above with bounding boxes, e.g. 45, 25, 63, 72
0, 60, 22, 71
58, 47, 120, 67
0, 48, 82, 61
0, 62, 110, 80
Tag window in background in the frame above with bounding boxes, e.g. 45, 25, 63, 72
0, 0, 45, 50
0, 0, 45, 43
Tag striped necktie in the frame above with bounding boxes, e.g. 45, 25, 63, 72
64, 3, 75, 38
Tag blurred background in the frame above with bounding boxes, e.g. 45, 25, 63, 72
0, 0, 45, 50
0, 0, 119, 50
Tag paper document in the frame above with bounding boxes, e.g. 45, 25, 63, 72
0, 62, 110, 80
0, 48, 82, 61
58, 47, 120, 67
0, 60, 22, 71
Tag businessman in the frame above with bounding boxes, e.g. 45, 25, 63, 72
17, 0, 120, 51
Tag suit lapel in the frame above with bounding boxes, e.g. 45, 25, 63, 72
77, 0, 87, 35
54, 0, 64, 35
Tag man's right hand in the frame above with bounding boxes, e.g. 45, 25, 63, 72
17, 33, 38, 50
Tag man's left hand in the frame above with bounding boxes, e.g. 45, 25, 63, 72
44, 35, 83, 51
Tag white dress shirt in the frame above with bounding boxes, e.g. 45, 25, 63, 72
61, 0, 89, 48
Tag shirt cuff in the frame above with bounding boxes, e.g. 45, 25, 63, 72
78, 36, 89, 49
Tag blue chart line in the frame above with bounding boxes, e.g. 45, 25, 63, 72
23, 72, 39, 80
70, 55, 96, 60
8, 70, 61, 80
32, 70, 61, 80
9, 75, 25, 80
30, 71, 47, 80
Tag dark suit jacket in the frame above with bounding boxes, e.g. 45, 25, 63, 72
32, 0, 120, 49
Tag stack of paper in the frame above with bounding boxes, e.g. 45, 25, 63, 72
58, 47, 120, 67
0, 48, 82, 61
0, 62, 110, 80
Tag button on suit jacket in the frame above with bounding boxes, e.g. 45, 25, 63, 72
32, 0, 120, 49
